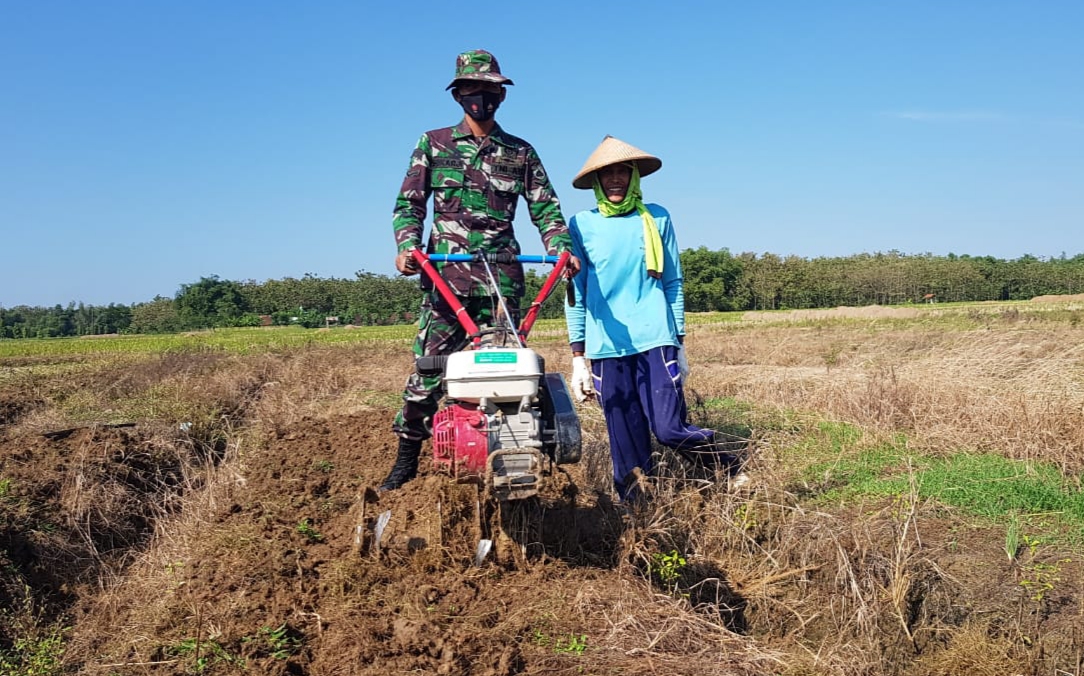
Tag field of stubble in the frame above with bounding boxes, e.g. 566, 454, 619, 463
1, 301, 1082, 675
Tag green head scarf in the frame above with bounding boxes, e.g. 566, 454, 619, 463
592, 162, 664, 279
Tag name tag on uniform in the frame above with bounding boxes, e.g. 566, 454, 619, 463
492, 162, 524, 177
432, 157, 464, 169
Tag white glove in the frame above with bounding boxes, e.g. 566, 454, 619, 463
571, 356, 595, 402
676, 345, 690, 379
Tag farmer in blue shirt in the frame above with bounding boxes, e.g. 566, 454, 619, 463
563, 136, 747, 501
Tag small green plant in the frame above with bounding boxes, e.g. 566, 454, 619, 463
734, 502, 757, 532
821, 342, 845, 371
1021, 533, 1045, 558
0, 623, 67, 676
312, 459, 334, 473
296, 519, 323, 542
242, 623, 301, 660
553, 633, 588, 655
0, 477, 13, 501
650, 549, 687, 594
532, 628, 550, 647
1019, 558, 1071, 602
1004, 511, 1021, 561
167, 637, 238, 674
33, 521, 57, 534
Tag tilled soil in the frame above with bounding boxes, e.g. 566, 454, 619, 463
2, 406, 1082, 675
0, 411, 757, 675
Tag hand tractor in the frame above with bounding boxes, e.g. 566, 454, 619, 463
364, 248, 582, 566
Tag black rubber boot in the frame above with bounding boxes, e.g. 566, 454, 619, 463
689, 432, 749, 471
379, 438, 422, 493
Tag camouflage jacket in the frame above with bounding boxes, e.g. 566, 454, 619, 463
392, 120, 571, 298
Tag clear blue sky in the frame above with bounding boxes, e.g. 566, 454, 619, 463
3, 1, 1082, 307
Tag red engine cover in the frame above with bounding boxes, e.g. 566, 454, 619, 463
432, 404, 489, 475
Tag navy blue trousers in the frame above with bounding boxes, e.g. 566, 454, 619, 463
590, 345, 716, 500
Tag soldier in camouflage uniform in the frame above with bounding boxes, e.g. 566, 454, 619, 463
380, 49, 581, 493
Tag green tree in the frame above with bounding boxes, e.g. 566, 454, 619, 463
742, 252, 786, 310
680, 247, 744, 312
175, 276, 248, 329
129, 296, 183, 333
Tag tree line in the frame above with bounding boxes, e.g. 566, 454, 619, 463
4, 250, 1084, 339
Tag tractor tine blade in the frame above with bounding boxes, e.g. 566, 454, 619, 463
474, 539, 493, 567
374, 510, 392, 551
353, 495, 368, 555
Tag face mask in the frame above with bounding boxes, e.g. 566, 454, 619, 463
458, 91, 501, 122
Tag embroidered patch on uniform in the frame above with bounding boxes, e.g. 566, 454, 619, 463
492, 162, 524, 177
432, 157, 463, 169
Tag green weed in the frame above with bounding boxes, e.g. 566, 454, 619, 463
1019, 558, 1072, 602
790, 420, 867, 466
166, 637, 239, 674
903, 454, 1083, 520
806, 447, 1084, 535
296, 519, 323, 542
821, 342, 846, 371
650, 549, 687, 595
0, 623, 67, 676
734, 502, 758, 532
1021, 532, 1046, 557
533, 629, 588, 656
532, 628, 548, 646
689, 397, 754, 440
553, 634, 588, 655
800, 435, 900, 491
242, 624, 301, 660
1005, 511, 1021, 561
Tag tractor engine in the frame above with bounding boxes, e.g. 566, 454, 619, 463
426, 347, 580, 501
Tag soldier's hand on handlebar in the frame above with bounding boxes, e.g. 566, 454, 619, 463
395, 251, 420, 276
564, 254, 581, 278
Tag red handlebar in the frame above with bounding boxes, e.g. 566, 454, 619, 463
518, 251, 570, 342
410, 249, 482, 340
409, 248, 569, 347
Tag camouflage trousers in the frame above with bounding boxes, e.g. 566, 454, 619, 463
393, 293, 521, 442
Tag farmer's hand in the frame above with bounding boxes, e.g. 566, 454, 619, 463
395, 251, 420, 276
571, 356, 594, 402
676, 345, 690, 379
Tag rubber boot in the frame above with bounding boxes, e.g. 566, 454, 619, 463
379, 438, 422, 493
686, 432, 748, 471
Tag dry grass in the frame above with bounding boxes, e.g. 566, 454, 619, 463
62, 433, 252, 669
3, 342, 412, 443
688, 321, 1084, 473
4, 306, 1084, 675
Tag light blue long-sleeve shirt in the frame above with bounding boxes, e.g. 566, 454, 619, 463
564, 203, 685, 360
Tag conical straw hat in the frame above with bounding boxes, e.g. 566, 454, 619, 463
572, 135, 662, 189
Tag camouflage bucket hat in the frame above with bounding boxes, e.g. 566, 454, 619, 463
445, 49, 515, 90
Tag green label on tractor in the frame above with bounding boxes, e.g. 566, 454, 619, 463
475, 351, 517, 364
